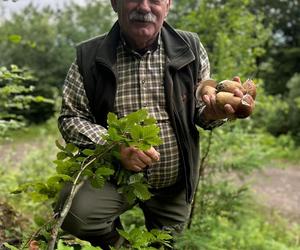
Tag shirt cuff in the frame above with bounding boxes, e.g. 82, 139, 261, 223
198, 103, 228, 130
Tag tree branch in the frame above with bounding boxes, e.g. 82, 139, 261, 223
187, 130, 213, 229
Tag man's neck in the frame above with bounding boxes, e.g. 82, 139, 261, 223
120, 32, 160, 55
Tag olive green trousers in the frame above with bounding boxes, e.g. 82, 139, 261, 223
56, 180, 191, 249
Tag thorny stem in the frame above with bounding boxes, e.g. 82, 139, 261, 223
47, 143, 118, 250
187, 130, 213, 229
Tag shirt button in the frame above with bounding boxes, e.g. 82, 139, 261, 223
142, 79, 146, 84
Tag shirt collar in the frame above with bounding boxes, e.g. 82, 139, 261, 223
120, 32, 161, 57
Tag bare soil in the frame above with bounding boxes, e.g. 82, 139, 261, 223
246, 165, 300, 223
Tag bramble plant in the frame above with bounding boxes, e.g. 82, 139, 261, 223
12, 109, 171, 249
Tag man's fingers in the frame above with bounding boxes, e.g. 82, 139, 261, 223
120, 145, 161, 172
131, 165, 142, 172
224, 104, 235, 115
135, 150, 153, 165
144, 147, 160, 162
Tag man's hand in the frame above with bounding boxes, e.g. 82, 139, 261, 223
198, 76, 255, 121
120, 145, 160, 172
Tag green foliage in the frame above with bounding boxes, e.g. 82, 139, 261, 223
0, 1, 114, 89
184, 119, 300, 249
286, 73, 300, 144
170, 0, 271, 80
0, 65, 54, 136
0, 1, 114, 125
3, 243, 19, 250
252, 0, 300, 95
120, 206, 145, 231
10, 109, 162, 248
1, 1, 300, 249
106, 110, 162, 203
177, 192, 300, 250
115, 228, 172, 250
14, 109, 161, 205
187, 118, 300, 250
56, 240, 102, 250
261, 47, 300, 95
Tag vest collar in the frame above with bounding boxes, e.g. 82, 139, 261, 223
161, 22, 195, 70
95, 22, 120, 70
95, 21, 195, 70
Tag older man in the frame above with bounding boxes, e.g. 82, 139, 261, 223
57, 0, 254, 249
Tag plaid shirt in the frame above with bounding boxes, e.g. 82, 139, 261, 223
58, 33, 213, 188
114, 35, 181, 188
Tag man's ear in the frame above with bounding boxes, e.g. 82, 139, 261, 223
165, 0, 172, 17
111, 0, 118, 12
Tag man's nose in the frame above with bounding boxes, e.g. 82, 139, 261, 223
136, 0, 152, 12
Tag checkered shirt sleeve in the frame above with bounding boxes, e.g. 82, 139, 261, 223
58, 62, 107, 147
195, 39, 227, 130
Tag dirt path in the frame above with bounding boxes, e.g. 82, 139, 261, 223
248, 166, 300, 222
0, 140, 42, 168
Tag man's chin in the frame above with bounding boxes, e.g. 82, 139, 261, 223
132, 29, 155, 40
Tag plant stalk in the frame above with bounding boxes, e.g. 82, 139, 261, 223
187, 130, 213, 229
47, 143, 117, 250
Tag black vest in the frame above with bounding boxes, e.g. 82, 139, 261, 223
76, 21, 204, 203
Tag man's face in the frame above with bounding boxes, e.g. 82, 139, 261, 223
111, 0, 171, 49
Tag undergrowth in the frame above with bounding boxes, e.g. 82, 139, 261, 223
1, 118, 300, 249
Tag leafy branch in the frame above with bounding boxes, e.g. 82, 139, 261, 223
13, 109, 163, 249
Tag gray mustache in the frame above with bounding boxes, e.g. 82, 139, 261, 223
129, 11, 157, 23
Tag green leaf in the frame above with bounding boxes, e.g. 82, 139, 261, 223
55, 140, 65, 151
151, 229, 173, 240
142, 125, 160, 139
76, 156, 86, 163
90, 175, 105, 189
34, 215, 47, 227
3, 243, 19, 250
107, 127, 123, 141
128, 173, 143, 184
57, 152, 68, 160
81, 245, 103, 250
130, 124, 143, 140
47, 174, 73, 185
147, 137, 163, 146
82, 169, 94, 177
11, 183, 31, 194
95, 167, 115, 177
143, 117, 156, 125
65, 143, 79, 154
8, 34, 22, 44
111, 150, 121, 160
118, 186, 136, 204
107, 112, 118, 127
30, 192, 49, 202
57, 240, 74, 250
82, 149, 95, 156
132, 183, 152, 201
116, 229, 130, 240
126, 109, 148, 124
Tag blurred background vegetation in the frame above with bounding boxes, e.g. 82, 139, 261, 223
0, 0, 299, 249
